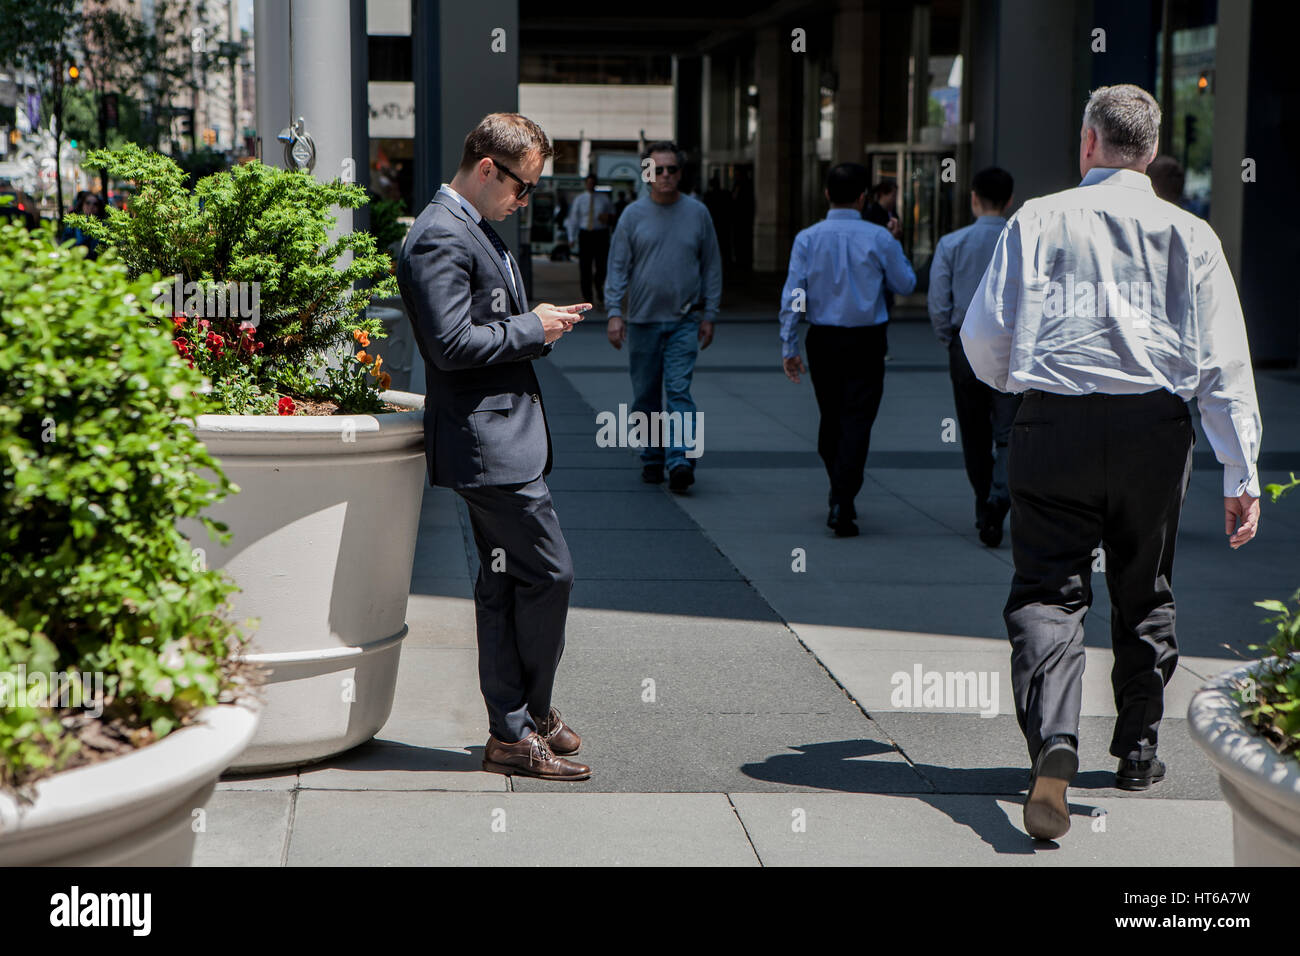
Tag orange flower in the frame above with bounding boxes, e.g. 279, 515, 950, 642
378, 371, 392, 389
352, 329, 370, 347
371, 354, 384, 374
355, 350, 372, 365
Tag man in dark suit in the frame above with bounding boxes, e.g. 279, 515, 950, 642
397, 112, 592, 781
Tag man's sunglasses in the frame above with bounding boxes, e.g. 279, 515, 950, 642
655, 165, 680, 176
489, 158, 538, 200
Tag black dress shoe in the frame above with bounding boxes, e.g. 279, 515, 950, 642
827, 504, 859, 537
979, 497, 1010, 548
641, 464, 664, 484
668, 464, 695, 492
1024, 734, 1078, 840
1116, 756, 1166, 791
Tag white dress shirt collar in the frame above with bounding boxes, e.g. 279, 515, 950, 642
1079, 167, 1155, 192
439, 183, 482, 223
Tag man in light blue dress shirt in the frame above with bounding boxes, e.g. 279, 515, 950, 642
929, 166, 1020, 547
961, 85, 1263, 841
780, 162, 916, 536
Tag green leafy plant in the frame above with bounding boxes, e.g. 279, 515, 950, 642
1235, 472, 1300, 755
67, 143, 399, 415
0, 214, 254, 791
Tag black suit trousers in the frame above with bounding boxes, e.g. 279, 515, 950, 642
577, 228, 609, 304
1004, 388, 1195, 764
456, 476, 574, 743
949, 335, 1021, 507
805, 323, 888, 512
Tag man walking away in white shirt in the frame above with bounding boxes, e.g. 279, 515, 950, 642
961, 84, 1262, 842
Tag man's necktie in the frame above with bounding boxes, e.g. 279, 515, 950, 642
477, 218, 510, 260
476, 218, 516, 297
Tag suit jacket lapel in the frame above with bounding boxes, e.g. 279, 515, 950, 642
433, 193, 524, 314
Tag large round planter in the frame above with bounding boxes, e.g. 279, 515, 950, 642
184, 391, 426, 772
0, 702, 259, 866
1188, 659, 1300, 866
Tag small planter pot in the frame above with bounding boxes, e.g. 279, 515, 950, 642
1187, 659, 1300, 866
185, 391, 426, 772
0, 702, 259, 866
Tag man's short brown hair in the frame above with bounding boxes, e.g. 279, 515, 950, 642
457, 112, 554, 173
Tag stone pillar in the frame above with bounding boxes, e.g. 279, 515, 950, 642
831, 0, 879, 165
255, 0, 356, 236
673, 54, 704, 192
753, 25, 797, 272
412, 1, 520, 240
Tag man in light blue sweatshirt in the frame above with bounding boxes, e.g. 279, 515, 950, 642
604, 141, 723, 493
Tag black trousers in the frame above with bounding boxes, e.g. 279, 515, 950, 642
949, 336, 1021, 509
456, 476, 574, 743
1004, 388, 1195, 764
577, 228, 609, 304
805, 323, 888, 513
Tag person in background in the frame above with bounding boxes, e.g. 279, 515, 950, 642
961, 85, 1261, 841
605, 141, 722, 493
928, 166, 1019, 547
780, 162, 916, 537
63, 191, 107, 259
566, 172, 612, 307
1146, 154, 1186, 205
865, 180, 903, 240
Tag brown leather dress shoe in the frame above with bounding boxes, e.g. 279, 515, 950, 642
533, 706, 581, 756
482, 732, 591, 780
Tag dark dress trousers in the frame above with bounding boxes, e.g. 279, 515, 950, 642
1004, 387, 1195, 764
397, 193, 575, 743
948, 334, 1021, 508
805, 322, 888, 514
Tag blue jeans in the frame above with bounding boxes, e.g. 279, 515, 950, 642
627, 318, 700, 472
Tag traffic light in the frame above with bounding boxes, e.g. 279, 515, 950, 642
67, 64, 79, 83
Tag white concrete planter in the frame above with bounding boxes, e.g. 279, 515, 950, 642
1188, 659, 1300, 866
0, 702, 259, 866
185, 391, 426, 772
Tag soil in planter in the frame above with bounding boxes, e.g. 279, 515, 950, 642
286, 399, 412, 416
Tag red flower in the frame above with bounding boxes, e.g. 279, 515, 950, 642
198, 319, 211, 331
173, 337, 191, 356
172, 315, 187, 331
277, 396, 296, 416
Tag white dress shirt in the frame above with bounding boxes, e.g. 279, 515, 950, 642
566, 191, 612, 244
960, 167, 1262, 497
437, 182, 517, 301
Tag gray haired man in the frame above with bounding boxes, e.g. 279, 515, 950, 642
961, 85, 1262, 841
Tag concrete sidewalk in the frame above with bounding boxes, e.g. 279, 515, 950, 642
195, 259, 1298, 866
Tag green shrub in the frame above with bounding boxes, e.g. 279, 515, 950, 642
1237, 473, 1300, 755
0, 215, 252, 791
68, 144, 399, 415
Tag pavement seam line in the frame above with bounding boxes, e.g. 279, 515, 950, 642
725, 793, 765, 867
280, 788, 299, 868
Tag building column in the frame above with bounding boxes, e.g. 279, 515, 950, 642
413, 1, 519, 240
254, 0, 356, 236
753, 25, 797, 272
673, 54, 704, 191
831, 0, 879, 165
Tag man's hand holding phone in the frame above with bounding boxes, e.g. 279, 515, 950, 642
534, 302, 590, 344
